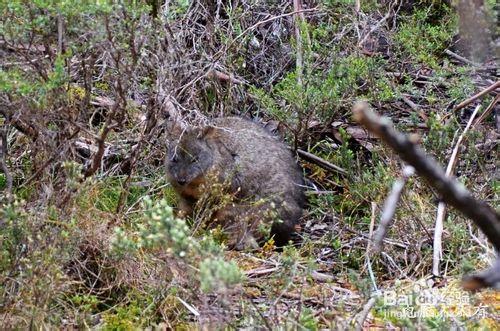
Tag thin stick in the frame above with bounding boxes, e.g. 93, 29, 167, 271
233, 8, 318, 44
297, 149, 347, 176
373, 165, 415, 252
358, 2, 393, 47
352, 102, 500, 251
444, 49, 481, 67
454, 81, 500, 111
57, 14, 64, 54
432, 105, 482, 276
473, 94, 499, 128
366, 202, 378, 293
354, 297, 376, 331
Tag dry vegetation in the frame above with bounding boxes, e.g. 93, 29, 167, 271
0, 0, 498, 329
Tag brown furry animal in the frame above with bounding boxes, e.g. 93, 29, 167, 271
165, 117, 305, 249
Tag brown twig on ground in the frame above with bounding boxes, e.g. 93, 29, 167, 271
433, 105, 481, 276
373, 165, 415, 252
444, 49, 481, 67
352, 102, 500, 252
454, 81, 500, 111
297, 149, 347, 176
245, 267, 279, 278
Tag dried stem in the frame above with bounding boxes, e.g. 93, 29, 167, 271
373, 165, 415, 252
433, 104, 481, 276
352, 102, 500, 252
454, 81, 500, 111
473, 94, 499, 128
297, 149, 347, 176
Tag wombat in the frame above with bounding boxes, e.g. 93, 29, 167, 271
165, 116, 305, 249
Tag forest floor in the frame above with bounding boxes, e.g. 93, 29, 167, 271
0, 1, 499, 329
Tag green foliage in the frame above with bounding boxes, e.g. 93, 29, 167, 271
298, 307, 319, 330
70, 294, 100, 314
395, 8, 456, 68
112, 197, 195, 257
0, 173, 5, 190
112, 196, 244, 296
102, 291, 155, 330
199, 257, 243, 293
252, 54, 393, 128
94, 179, 122, 212
423, 112, 458, 162
0, 54, 68, 105
447, 73, 475, 101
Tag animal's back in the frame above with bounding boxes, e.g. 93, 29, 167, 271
166, 116, 305, 248
210, 117, 305, 243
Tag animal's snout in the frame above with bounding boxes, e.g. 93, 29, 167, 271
177, 178, 187, 185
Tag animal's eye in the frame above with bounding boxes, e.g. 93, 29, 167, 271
170, 154, 178, 163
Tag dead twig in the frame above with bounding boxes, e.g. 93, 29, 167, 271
373, 165, 415, 252
83, 122, 117, 178
354, 297, 376, 331
232, 8, 318, 44
454, 81, 500, 111
365, 202, 379, 292
352, 102, 500, 252
444, 49, 481, 67
473, 94, 499, 128
433, 105, 481, 276
358, 0, 397, 47
245, 267, 279, 278
297, 149, 347, 176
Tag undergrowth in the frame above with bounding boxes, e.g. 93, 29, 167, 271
0, 0, 497, 329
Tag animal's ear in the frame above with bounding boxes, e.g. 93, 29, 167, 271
197, 125, 220, 140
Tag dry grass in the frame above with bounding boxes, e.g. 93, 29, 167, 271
0, 0, 498, 329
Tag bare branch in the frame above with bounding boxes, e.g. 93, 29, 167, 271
454, 80, 499, 111
354, 297, 376, 331
473, 94, 499, 128
352, 102, 500, 252
297, 149, 347, 176
373, 165, 415, 252
444, 49, 481, 67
